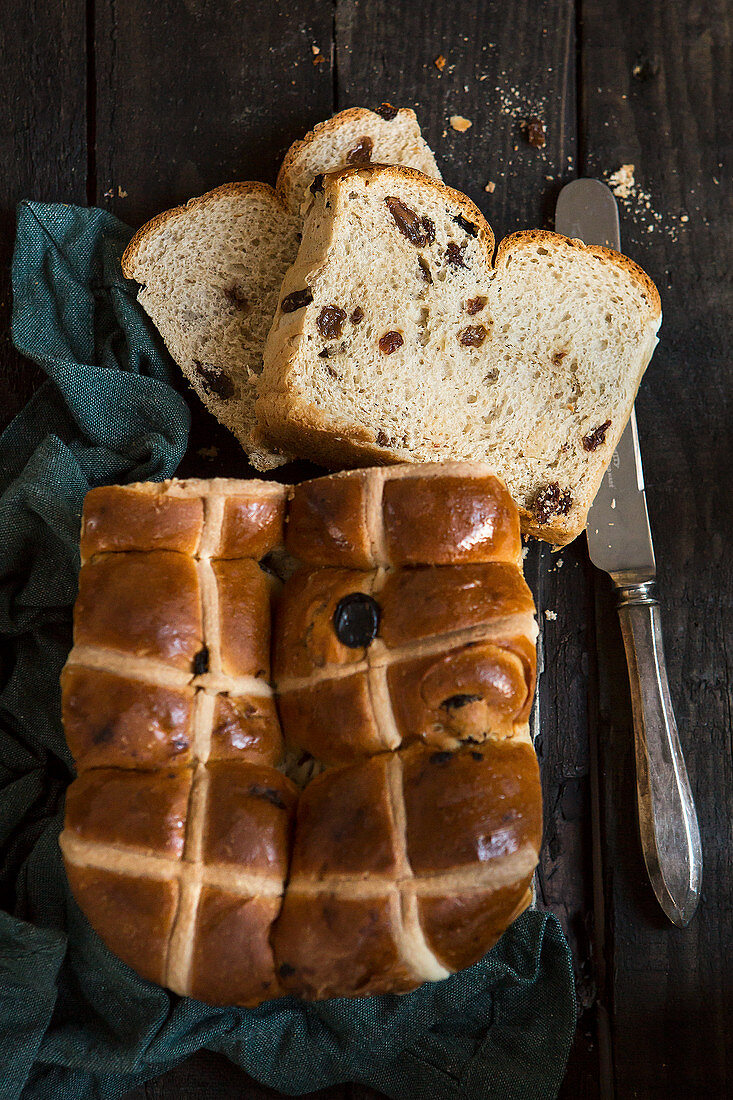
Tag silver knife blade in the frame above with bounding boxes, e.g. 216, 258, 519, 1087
556, 178, 655, 581
556, 178, 702, 928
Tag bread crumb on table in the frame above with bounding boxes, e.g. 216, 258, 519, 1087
608, 163, 636, 199
449, 115, 472, 132
484, 180, 496, 193
434, 54, 446, 71
544, 610, 558, 621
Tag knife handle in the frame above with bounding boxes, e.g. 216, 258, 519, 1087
615, 580, 702, 926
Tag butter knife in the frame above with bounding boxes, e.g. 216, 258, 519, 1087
555, 178, 702, 927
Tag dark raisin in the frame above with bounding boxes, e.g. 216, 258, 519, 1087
350, 306, 365, 324
453, 213, 478, 237
471, 750, 484, 761
446, 242, 466, 267
193, 362, 235, 400
379, 330, 403, 354
171, 737, 189, 754
551, 348, 568, 365
281, 287, 313, 313
249, 784, 287, 810
458, 324, 487, 348
223, 284, 248, 308
333, 592, 380, 648
376, 102, 398, 120
318, 347, 332, 358
385, 197, 434, 248
417, 256, 433, 284
376, 429, 391, 446
429, 751, 454, 765
441, 693, 482, 709
316, 305, 346, 339
420, 216, 435, 244
92, 725, 115, 745
525, 116, 547, 148
310, 174, 324, 195
279, 963, 295, 979
193, 647, 209, 675
582, 419, 612, 452
465, 295, 487, 315
533, 482, 573, 524
346, 136, 374, 165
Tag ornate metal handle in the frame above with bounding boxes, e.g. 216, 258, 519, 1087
616, 580, 702, 926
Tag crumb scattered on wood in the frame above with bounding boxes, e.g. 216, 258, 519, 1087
524, 116, 546, 148
608, 164, 635, 199
434, 54, 446, 71
544, 610, 558, 621
449, 115, 472, 132
484, 180, 496, 193
311, 44, 325, 64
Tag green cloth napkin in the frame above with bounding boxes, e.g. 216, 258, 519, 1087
0, 200, 576, 1100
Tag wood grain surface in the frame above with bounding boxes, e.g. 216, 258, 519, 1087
0, 1, 730, 1097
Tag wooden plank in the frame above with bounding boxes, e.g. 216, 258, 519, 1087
0, 0, 87, 431
580, 0, 733, 1095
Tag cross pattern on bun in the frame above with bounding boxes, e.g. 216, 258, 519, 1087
257, 165, 662, 544
121, 108, 440, 471
60, 464, 541, 1005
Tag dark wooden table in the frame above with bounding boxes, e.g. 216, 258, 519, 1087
1, 1, 730, 1096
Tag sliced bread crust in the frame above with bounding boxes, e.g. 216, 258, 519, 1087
122, 109, 440, 471
257, 165, 661, 544
277, 106, 441, 217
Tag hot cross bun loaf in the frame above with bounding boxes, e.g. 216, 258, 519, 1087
60, 463, 542, 1004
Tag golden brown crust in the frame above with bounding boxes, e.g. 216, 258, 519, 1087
64, 767, 192, 856
402, 741, 542, 875
74, 551, 203, 670
382, 473, 521, 566
64, 868, 178, 986
81, 485, 204, 559
272, 891, 417, 1000
379, 563, 534, 646
419, 882, 532, 972
210, 693, 282, 765
277, 673, 383, 764
289, 755, 398, 877
285, 471, 372, 568
61, 666, 195, 770
213, 558, 272, 679
189, 889, 283, 1005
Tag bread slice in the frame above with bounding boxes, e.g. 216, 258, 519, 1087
122, 183, 299, 471
122, 108, 440, 471
277, 105, 440, 217
257, 165, 662, 544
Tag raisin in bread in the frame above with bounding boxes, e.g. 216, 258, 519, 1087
121, 108, 440, 472
257, 165, 661, 544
